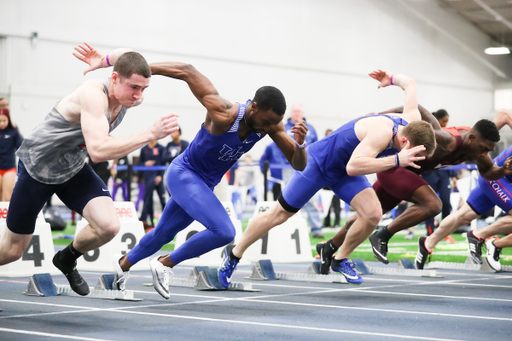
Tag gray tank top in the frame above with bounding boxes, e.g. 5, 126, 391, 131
16, 80, 127, 184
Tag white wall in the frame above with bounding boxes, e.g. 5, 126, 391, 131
1, 0, 510, 160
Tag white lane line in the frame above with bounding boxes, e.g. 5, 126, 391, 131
0, 298, 99, 310
2, 281, 510, 329
241, 298, 512, 322
357, 289, 512, 302
0, 309, 100, 320
443, 282, 512, 288
0, 327, 112, 341
115, 309, 466, 341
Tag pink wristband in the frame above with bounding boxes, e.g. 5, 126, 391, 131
390, 75, 394, 85
106, 54, 111, 67
295, 140, 306, 149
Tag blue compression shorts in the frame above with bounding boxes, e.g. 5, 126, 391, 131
467, 176, 512, 215
279, 155, 372, 213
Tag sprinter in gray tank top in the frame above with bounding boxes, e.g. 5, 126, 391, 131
0, 43, 179, 296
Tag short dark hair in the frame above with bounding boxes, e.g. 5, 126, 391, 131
252, 86, 286, 116
113, 52, 151, 79
473, 119, 500, 142
432, 109, 448, 120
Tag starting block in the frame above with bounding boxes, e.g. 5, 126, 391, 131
364, 258, 441, 278
352, 258, 372, 275
398, 258, 415, 269
249, 259, 277, 280
24, 273, 142, 301
307, 258, 372, 276
23, 273, 58, 297
307, 262, 322, 275
248, 260, 347, 284
425, 257, 512, 273
144, 266, 260, 292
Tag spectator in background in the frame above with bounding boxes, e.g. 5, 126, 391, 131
139, 140, 166, 230
111, 155, 129, 201
0, 98, 9, 109
163, 126, 189, 166
420, 109, 457, 242
0, 107, 22, 201
322, 129, 341, 228
134, 172, 145, 211
284, 104, 324, 238
237, 154, 258, 205
260, 142, 288, 200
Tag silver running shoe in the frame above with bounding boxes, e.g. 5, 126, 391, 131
112, 254, 130, 291
150, 257, 173, 299
485, 238, 502, 271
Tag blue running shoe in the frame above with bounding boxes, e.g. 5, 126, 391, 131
218, 244, 239, 288
331, 258, 364, 285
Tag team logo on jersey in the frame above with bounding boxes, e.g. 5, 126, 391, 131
219, 144, 245, 162
489, 180, 510, 203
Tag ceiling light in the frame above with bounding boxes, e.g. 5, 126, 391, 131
484, 47, 510, 55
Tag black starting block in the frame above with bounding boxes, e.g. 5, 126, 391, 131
24, 273, 142, 301
398, 258, 416, 270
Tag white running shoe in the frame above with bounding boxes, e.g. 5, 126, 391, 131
112, 254, 130, 291
485, 238, 502, 271
150, 257, 173, 299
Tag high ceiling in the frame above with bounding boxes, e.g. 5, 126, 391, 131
439, 0, 512, 48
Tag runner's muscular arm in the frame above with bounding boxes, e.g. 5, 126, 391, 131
476, 154, 512, 180
80, 81, 178, 162
368, 70, 421, 123
149, 62, 232, 125
346, 120, 426, 176
268, 121, 307, 171
377, 105, 441, 130
493, 108, 512, 131
346, 125, 398, 176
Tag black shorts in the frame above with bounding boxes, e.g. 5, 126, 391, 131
7, 161, 111, 235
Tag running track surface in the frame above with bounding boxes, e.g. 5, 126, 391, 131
0, 260, 511, 341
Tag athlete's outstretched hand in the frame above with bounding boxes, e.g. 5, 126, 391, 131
151, 112, 180, 140
290, 120, 308, 146
397, 141, 426, 169
73, 42, 106, 75
501, 156, 512, 176
369, 69, 393, 89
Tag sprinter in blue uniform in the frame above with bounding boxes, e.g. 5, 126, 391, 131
416, 145, 512, 270
221, 70, 437, 285
112, 61, 308, 299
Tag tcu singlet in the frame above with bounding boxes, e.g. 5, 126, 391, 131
309, 114, 408, 181
175, 100, 262, 187
16, 81, 127, 184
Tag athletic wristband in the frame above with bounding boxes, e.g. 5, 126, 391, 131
395, 154, 400, 167
106, 54, 111, 67
295, 140, 306, 149
390, 74, 394, 86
